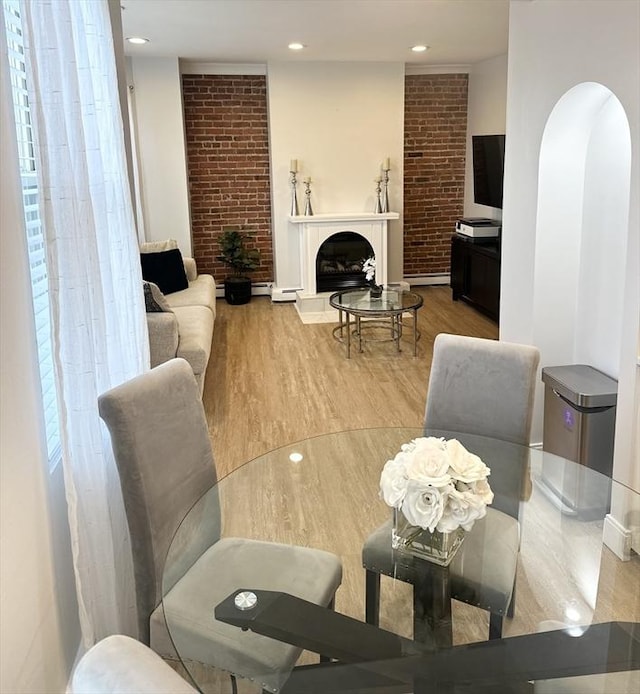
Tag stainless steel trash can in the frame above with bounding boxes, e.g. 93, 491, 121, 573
539, 364, 617, 518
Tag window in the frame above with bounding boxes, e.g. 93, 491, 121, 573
3, 0, 61, 466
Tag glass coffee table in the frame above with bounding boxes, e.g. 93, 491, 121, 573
329, 288, 424, 358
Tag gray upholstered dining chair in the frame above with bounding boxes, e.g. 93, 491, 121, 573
362, 333, 540, 641
98, 358, 343, 693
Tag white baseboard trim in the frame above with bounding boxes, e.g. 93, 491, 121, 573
603, 513, 632, 561
251, 282, 272, 296
405, 273, 450, 286
271, 286, 301, 302
264, 276, 450, 303
215, 282, 273, 299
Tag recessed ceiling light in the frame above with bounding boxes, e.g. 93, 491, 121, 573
288, 42, 305, 51
127, 37, 149, 45
411, 44, 429, 53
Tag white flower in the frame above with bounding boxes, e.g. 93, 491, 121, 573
437, 487, 488, 533
469, 477, 494, 505
379, 455, 408, 508
404, 437, 451, 488
362, 256, 376, 282
446, 438, 491, 483
401, 480, 449, 532
379, 436, 493, 534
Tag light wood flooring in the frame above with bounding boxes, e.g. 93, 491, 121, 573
203, 286, 498, 479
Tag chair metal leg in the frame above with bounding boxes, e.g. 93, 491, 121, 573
507, 581, 516, 618
230, 674, 238, 694
491, 576, 516, 642
365, 569, 381, 626
489, 612, 504, 640
320, 597, 336, 663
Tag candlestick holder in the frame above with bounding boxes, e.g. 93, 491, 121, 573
290, 170, 299, 216
374, 178, 383, 214
303, 179, 314, 216
381, 166, 390, 213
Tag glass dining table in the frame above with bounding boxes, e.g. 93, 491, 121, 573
162, 428, 639, 693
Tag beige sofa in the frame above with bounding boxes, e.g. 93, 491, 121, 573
143, 251, 216, 395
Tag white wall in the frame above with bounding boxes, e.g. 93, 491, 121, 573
463, 53, 508, 220
533, 85, 630, 378
267, 62, 405, 290
129, 57, 192, 253
1, 41, 79, 691
575, 91, 629, 375
502, 0, 639, 495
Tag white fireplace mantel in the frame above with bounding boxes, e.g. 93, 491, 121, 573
287, 211, 400, 322
288, 212, 399, 296
288, 212, 399, 225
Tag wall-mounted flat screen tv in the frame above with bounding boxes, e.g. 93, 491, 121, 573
472, 134, 505, 209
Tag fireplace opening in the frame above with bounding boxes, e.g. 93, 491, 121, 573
315, 232, 374, 292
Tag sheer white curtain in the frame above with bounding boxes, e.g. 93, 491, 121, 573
21, 0, 149, 645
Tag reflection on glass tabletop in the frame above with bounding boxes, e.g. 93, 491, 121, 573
163, 428, 639, 693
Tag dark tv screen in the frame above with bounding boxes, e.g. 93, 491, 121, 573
472, 134, 505, 209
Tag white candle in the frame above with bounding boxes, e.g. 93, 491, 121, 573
290, 159, 298, 173
383, 157, 390, 170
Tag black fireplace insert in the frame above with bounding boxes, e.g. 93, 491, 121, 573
315, 232, 374, 292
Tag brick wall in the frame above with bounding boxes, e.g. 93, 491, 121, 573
181, 75, 273, 282
181, 73, 467, 282
404, 74, 468, 276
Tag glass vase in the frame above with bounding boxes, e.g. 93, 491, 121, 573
391, 508, 464, 566
368, 282, 383, 298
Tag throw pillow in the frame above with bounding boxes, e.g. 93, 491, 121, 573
140, 248, 189, 295
139, 238, 179, 254
143, 281, 172, 313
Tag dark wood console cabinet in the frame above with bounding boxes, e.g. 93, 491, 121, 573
450, 233, 500, 322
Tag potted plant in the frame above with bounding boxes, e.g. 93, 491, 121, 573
217, 226, 261, 305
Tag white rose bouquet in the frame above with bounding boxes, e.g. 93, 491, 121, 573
362, 256, 376, 282
380, 437, 494, 534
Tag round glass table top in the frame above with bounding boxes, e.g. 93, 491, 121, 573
329, 288, 424, 314
162, 428, 639, 693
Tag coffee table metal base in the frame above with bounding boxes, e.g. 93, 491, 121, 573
332, 308, 421, 358
330, 290, 422, 359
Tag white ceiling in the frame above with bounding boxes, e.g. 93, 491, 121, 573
120, 0, 510, 66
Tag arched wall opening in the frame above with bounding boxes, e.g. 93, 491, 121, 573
532, 82, 631, 427
532, 82, 636, 560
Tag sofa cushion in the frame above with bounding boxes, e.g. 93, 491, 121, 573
146, 313, 179, 368
182, 257, 198, 282
141, 248, 189, 295
165, 274, 216, 318
143, 281, 173, 313
174, 305, 214, 393
140, 238, 178, 253
143, 252, 216, 396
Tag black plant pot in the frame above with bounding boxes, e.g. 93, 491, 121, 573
224, 276, 252, 305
